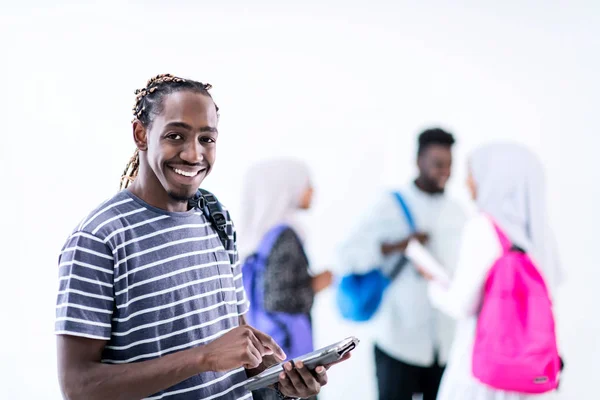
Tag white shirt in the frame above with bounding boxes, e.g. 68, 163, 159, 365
429, 214, 557, 400
338, 182, 467, 366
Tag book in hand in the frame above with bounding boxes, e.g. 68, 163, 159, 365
405, 239, 450, 284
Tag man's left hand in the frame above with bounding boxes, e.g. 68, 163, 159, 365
277, 353, 351, 398
415, 264, 434, 281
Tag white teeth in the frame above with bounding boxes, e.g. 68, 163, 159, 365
173, 168, 197, 177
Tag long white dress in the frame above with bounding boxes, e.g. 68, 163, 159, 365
427, 214, 559, 400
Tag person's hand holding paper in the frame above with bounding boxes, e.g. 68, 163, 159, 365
405, 239, 450, 285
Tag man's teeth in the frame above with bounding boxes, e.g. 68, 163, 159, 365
173, 168, 197, 177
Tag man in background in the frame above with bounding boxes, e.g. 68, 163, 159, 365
339, 128, 468, 400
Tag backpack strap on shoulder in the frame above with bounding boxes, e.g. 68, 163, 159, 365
388, 191, 415, 279
486, 215, 514, 254
243, 224, 289, 309
188, 189, 230, 247
392, 191, 416, 233
255, 224, 290, 260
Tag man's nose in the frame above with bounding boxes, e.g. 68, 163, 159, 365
180, 141, 203, 164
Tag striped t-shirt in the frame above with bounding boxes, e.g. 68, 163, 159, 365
55, 190, 251, 400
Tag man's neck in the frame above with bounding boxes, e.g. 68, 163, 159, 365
414, 178, 444, 195
128, 177, 188, 213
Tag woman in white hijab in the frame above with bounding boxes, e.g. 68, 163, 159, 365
238, 159, 333, 400
420, 143, 564, 400
238, 158, 313, 259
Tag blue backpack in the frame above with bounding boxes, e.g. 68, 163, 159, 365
336, 191, 416, 322
242, 225, 314, 359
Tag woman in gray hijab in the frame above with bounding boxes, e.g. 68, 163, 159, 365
422, 143, 564, 400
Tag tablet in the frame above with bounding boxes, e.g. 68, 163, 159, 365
243, 336, 359, 392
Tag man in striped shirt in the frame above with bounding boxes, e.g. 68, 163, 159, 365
55, 74, 334, 399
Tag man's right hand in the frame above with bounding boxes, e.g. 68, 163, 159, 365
411, 232, 430, 245
57, 325, 286, 400
200, 325, 286, 371
381, 232, 429, 255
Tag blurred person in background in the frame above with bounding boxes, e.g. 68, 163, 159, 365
422, 143, 564, 400
338, 128, 468, 400
239, 159, 333, 400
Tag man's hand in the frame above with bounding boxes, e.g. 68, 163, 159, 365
414, 264, 434, 280
381, 232, 430, 255
200, 325, 286, 371
411, 232, 430, 245
277, 353, 351, 398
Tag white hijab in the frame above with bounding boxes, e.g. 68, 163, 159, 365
237, 158, 311, 259
469, 143, 565, 293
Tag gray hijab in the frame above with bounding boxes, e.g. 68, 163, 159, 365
470, 143, 564, 293
237, 158, 311, 260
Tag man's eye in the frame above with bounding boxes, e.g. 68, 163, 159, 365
167, 133, 183, 140
200, 137, 216, 144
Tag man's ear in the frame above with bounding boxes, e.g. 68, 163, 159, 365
132, 120, 148, 151
416, 154, 423, 170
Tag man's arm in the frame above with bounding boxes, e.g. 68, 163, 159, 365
57, 335, 207, 400
381, 232, 430, 255
338, 193, 421, 272
58, 324, 286, 400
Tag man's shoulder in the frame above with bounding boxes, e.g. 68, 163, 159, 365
72, 191, 137, 237
374, 185, 414, 207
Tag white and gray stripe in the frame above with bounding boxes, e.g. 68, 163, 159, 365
56, 190, 250, 399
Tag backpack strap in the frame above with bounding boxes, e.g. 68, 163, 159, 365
255, 224, 290, 261
486, 216, 512, 253
248, 224, 295, 351
244, 224, 289, 307
388, 191, 416, 279
392, 191, 416, 233
188, 189, 230, 248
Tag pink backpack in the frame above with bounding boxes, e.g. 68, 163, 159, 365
472, 218, 561, 394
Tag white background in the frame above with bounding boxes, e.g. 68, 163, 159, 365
0, 1, 598, 398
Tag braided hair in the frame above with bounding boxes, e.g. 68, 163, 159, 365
120, 74, 219, 190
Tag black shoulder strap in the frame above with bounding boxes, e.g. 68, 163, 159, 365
188, 189, 230, 247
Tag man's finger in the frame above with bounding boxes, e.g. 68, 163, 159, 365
278, 371, 294, 394
251, 327, 286, 360
247, 330, 268, 356
313, 366, 328, 386
284, 361, 306, 389
243, 347, 262, 369
295, 361, 321, 391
